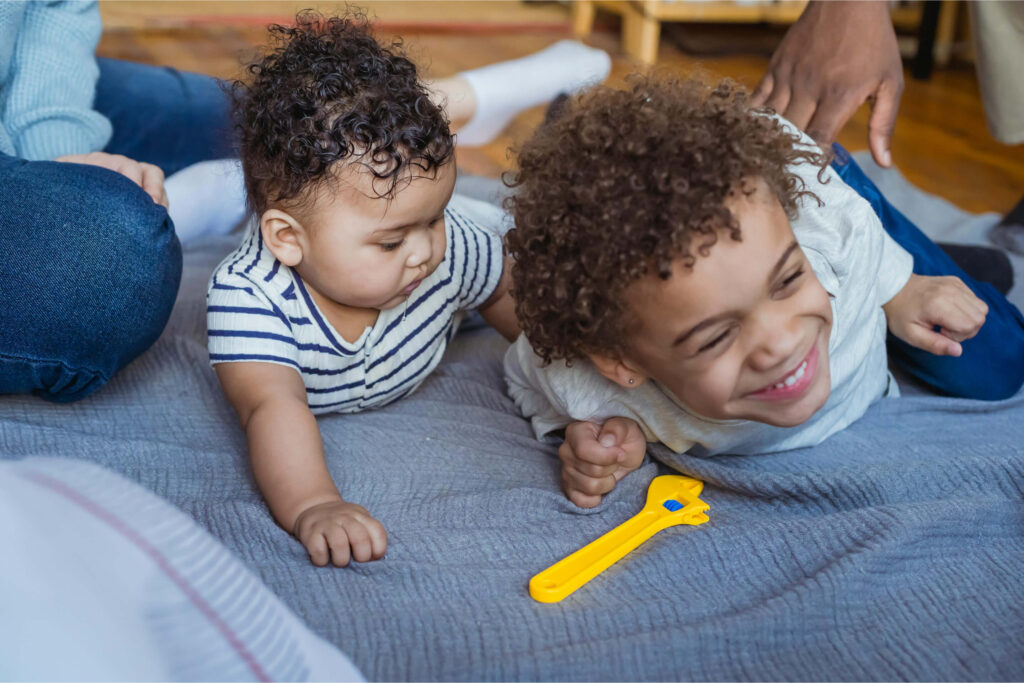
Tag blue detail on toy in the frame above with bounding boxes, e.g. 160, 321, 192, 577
663, 499, 683, 512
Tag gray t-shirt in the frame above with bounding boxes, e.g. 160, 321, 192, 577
504, 126, 914, 457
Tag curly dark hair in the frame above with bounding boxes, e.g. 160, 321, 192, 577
232, 10, 454, 213
504, 75, 830, 364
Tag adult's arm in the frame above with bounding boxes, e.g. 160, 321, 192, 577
752, 0, 903, 168
3, 0, 112, 160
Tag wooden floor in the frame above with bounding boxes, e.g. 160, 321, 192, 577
96, 2, 1023, 215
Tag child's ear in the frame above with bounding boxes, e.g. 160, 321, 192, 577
588, 353, 649, 389
260, 209, 305, 267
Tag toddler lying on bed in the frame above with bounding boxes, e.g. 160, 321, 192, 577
206, 13, 609, 566
503, 76, 1024, 508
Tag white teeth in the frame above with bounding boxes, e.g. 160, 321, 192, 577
771, 360, 808, 391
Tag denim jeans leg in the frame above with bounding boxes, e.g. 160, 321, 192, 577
0, 153, 182, 402
95, 58, 235, 176
830, 143, 1024, 400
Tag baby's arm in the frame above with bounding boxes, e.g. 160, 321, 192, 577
215, 362, 386, 567
478, 258, 519, 341
882, 274, 988, 357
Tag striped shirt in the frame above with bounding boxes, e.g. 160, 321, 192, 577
207, 194, 505, 415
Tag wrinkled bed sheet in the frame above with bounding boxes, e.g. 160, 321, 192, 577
1, 161, 1022, 681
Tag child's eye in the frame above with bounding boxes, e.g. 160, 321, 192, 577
778, 267, 804, 290
380, 239, 405, 252
698, 329, 731, 353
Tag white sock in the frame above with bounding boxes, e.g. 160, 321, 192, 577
165, 158, 248, 245
455, 40, 611, 147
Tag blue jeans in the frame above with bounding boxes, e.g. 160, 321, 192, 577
0, 59, 232, 402
830, 144, 1024, 400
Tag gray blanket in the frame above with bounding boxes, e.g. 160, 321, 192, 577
2, 163, 1023, 680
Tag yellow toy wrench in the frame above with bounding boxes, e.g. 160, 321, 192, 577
529, 475, 710, 603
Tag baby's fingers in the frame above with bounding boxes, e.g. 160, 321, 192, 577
302, 532, 331, 567
364, 517, 388, 561
342, 523, 375, 564
324, 526, 353, 567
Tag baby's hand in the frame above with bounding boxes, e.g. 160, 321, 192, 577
292, 500, 387, 567
883, 274, 988, 357
559, 417, 647, 508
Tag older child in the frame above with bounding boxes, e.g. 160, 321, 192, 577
207, 14, 534, 567
504, 76, 1024, 508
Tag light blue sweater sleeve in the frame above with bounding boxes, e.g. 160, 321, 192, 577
2, 0, 112, 160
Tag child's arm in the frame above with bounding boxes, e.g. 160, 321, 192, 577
558, 418, 647, 508
882, 274, 988, 357
214, 362, 387, 567
478, 258, 520, 342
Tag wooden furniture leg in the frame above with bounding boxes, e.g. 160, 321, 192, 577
622, 0, 660, 64
572, 0, 596, 38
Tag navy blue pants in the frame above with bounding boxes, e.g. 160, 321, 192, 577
0, 59, 232, 401
830, 144, 1024, 400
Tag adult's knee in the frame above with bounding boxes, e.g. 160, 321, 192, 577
0, 160, 181, 401
69, 168, 183, 380
940, 332, 1024, 401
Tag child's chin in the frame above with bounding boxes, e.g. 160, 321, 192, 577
750, 386, 829, 427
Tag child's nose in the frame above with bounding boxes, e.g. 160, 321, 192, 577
405, 230, 432, 268
747, 316, 802, 372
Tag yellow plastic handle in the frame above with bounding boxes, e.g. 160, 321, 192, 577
529, 475, 709, 603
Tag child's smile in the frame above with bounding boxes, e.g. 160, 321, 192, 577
596, 178, 834, 428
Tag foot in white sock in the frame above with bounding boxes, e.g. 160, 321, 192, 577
165, 159, 248, 245
455, 40, 611, 146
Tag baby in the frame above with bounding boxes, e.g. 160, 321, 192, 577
503, 76, 1024, 508
206, 14, 526, 566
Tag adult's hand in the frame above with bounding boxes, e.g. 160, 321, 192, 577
56, 152, 168, 208
752, 0, 904, 168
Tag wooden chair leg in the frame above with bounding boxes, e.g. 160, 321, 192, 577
572, 0, 596, 38
622, 2, 660, 64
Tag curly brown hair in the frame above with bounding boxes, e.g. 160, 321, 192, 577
504, 75, 829, 364
232, 10, 454, 213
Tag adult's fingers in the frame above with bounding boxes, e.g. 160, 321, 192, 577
762, 83, 792, 119
867, 77, 903, 168
751, 72, 774, 107
112, 156, 144, 189
139, 163, 168, 208
804, 90, 864, 145
780, 92, 819, 133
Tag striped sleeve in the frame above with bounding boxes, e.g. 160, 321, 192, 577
446, 205, 505, 311
206, 279, 300, 372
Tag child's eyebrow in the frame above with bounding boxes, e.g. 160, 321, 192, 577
767, 241, 801, 283
672, 240, 801, 347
